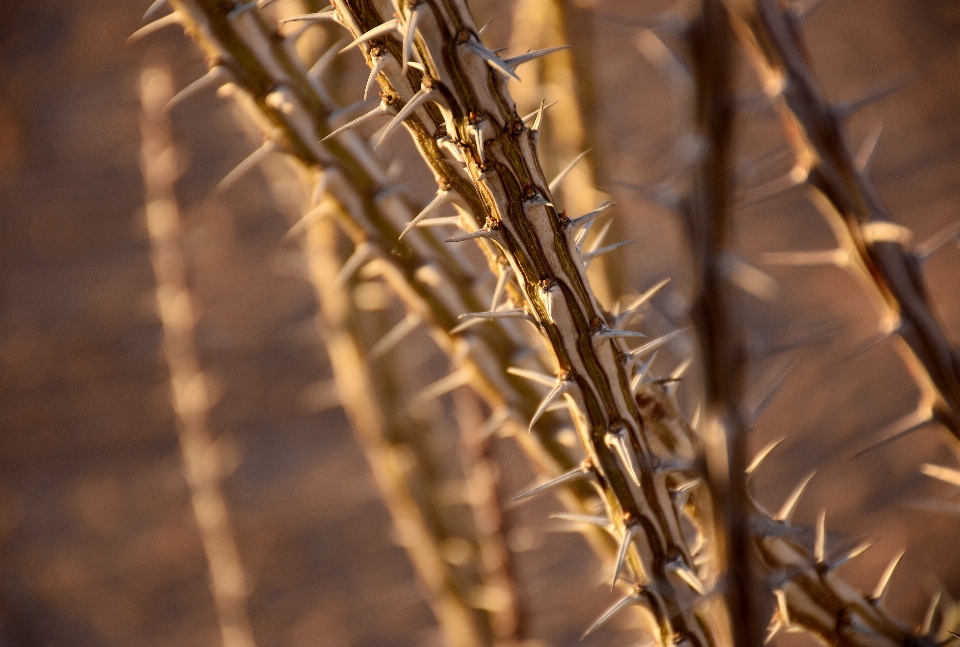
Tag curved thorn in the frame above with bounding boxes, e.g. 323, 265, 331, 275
746, 438, 786, 477
333, 242, 375, 288
278, 9, 339, 26
340, 18, 399, 54
511, 465, 589, 502
399, 191, 454, 240
922, 590, 943, 635
855, 122, 884, 171
583, 239, 636, 263
128, 12, 180, 42
852, 405, 936, 459
568, 201, 616, 232
582, 590, 640, 639
164, 66, 229, 113
549, 149, 590, 194
413, 369, 472, 405
814, 510, 826, 563
776, 471, 815, 523
667, 559, 705, 594
612, 525, 636, 590
522, 99, 558, 125
871, 550, 905, 605
375, 86, 433, 149
446, 228, 500, 243
363, 56, 388, 100
370, 313, 421, 359
506, 367, 556, 388
217, 141, 276, 192
142, 0, 170, 23
529, 380, 572, 432
505, 45, 570, 69
309, 37, 349, 82
322, 103, 390, 141
630, 349, 659, 392
464, 38, 520, 80
401, 6, 422, 72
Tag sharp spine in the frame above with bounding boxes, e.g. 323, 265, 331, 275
548, 150, 590, 194
309, 37, 349, 82
581, 588, 642, 639
630, 350, 659, 392
278, 8, 339, 26
413, 368, 471, 404
594, 328, 647, 344
521, 99, 557, 125
333, 242, 375, 288
870, 550, 905, 606
399, 190, 455, 240
375, 86, 434, 149
217, 141, 276, 192
464, 37, 520, 80
583, 239, 636, 263
612, 278, 670, 328
612, 524, 637, 590
605, 424, 642, 486
626, 329, 688, 368
504, 45, 570, 70
568, 201, 616, 234
401, 5, 422, 72
129, 12, 180, 42
511, 464, 590, 502
370, 312, 421, 359
506, 367, 556, 387
667, 558, 705, 594
446, 228, 500, 243
142, 0, 170, 23
364, 56, 388, 100
762, 249, 849, 267
852, 404, 935, 458
529, 378, 573, 432
776, 472, 816, 523
340, 19, 399, 54
814, 510, 826, 563
916, 218, 960, 262
164, 66, 229, 113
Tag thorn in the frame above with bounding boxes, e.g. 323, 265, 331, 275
414, 216, 461, 228
667, 558, 705, 594
746, 438, 786, 478
164, 66, 229, 113
765, 619, 783, 645
413, 368, 472, 404
340, 19, 399, 54
738, 165, 809, 206
920, 463, 960, 487
612, 278, 671, 328
827, 540, 875, 570
319, 96, 387, 137
511, 464, 590, 502
217, 141, 276, 192
775, 588, 791, 627
814, 510, 826, 564
463, 37, 520, 80
370, 312, 421, 359
690, 405, 701, 431
762, 249, 849, 267
401, 5, 422, 73
855, 122, 883, 171
278, 8, 340, 26
835, 74, 916, 120
568, 201, 617, 233
363, 56, 388, 100
921, 590, 942, 635
128, 11, 180, 42
283, 202, 335, 241
529, 378, 573, 432
860, 220, 913, 244
333, 242, 375, 288
720, 253, 779, 301
521, 100, 558, 125
605, 424, 641, 486
593, 328, 647, 344
142, 0, 170, 23
793, 0, 827, 20
852, 404, 936, 458
375, 85, 435, 149
916, 218, 960, 262
608, 180, 681, 210
583, 240, 636, 263
309, 36, 349, 82
630, 350, 659, 392
746, 358, 798, 425
475, 408, 510, 441
582, 220, 614, 256
490, 265, 512, 310
870, 550, 904, 606
477, 20, 492, 36
775, 471, 815, 523
549, 513, 610, 528
549, 150, 590, 194
504, 45, 570, 70
399, 191, 456, 240
665, 357, 692, 398
581, 588, 642, 639
451, 309, 531, 334
625, 329, 687, 368
612, 524, 637, 590
446, 228, 500, 243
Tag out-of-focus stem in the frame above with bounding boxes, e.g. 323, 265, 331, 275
139, 61, 257, 647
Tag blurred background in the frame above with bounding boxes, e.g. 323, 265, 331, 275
1, 1, 960, 646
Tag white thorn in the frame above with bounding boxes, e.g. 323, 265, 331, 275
529, 379, 572, 432
762, 249, 849, 267
776, 472, 815, 523
738, 165, 808, 206
464, 37, 520, 80
594, 328, 646, 344
746, 438, 785, 478
626, 329, 687, 368
612, 524, 637, 590
630, 349, 659, 393
399, 190, 455, 240
309, 36, 349, 82
506, 367, 556, 388
667, 559, 705, 595
582, 589, 641, 639
129, 11, 180, 42
548, 150, 590, 194
605, 425, 641, 486
490, 265, 512, 311
504, 45, 570, 70
814, 510, 826, 563
333, 242, 376, 289
521, 100, 557, 125
720, 253, 779, 301
370, 312, 421, 359
446, 228, 500, 243
921, 590, 943, 635
613, 278, 670, 328
871, 550, 905, 605
920, 463, 960, 487
364, 56, 388, 100
142, 0, 170, 22
164, 66, 229, 113
278, 8, 339, 26
413, 368, 472, 404
853, 404, 935, 458
401, 6, 422, 73
340, 19, 399, 54
375, 85, 434, 149
217, 141, 276, 192
775, 589, 791, 627
568, 201, 616, 236
583, 240, 636, 263
511, 465, 589, 502
746, 358, 798, 425
283, 202, 335, 241
855, 122, 883, 171
322, 103, 391, 141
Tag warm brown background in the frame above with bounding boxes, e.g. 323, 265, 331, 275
1, 1, 959, 646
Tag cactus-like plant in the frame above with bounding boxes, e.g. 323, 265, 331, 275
136, 0, 960, 645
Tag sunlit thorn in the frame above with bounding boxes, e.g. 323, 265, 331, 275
309, 37, 349, 82
375, 85, 435, 149
630, 349, 659, 392
855, 122, 884, 171
612, 278, 670, 329
401, 5, 422, 73
399, 190, 456, 240
217, 141, 276, 192
852, 404, 936, 459
814, 510, 826, 564
667, 559, 705, 595
776, 472, 815, 523
363, 56, 389, 100
549, 150, 590, 194
737, 165, 809, 206
522, 100, 558, 126
612, 524, 637, 590
283, 202, 335, 241
762, 248, 849, 267
594, 328, 646, 345
333, 242, 375, 288
746, 438, 786, 478
464, 37, 520, 80
446, 228, 500, 243
129, 12, 181, 42
581, 588, 643, 639
827, 540, 875, 571
340, 19, 399, 54
490, 265, 512, 311
505, 367, 556, 388
504, 45, 570, 70
529, 379, 573, 432
511, 464, 590, 502
164, 66, 230, 113
605, 425, 641, 486
568, 201, 616, 235
278, 8, 340, 26
370, 312, 421, 359
625, 329, 687, 370
870, 550, 905, 606
583, 240, 636, 264
920, 463, 960, 487
142, 0, 170, 23
921, 589, 943, 635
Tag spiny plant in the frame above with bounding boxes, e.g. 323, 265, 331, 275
133, 0, 960, 645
